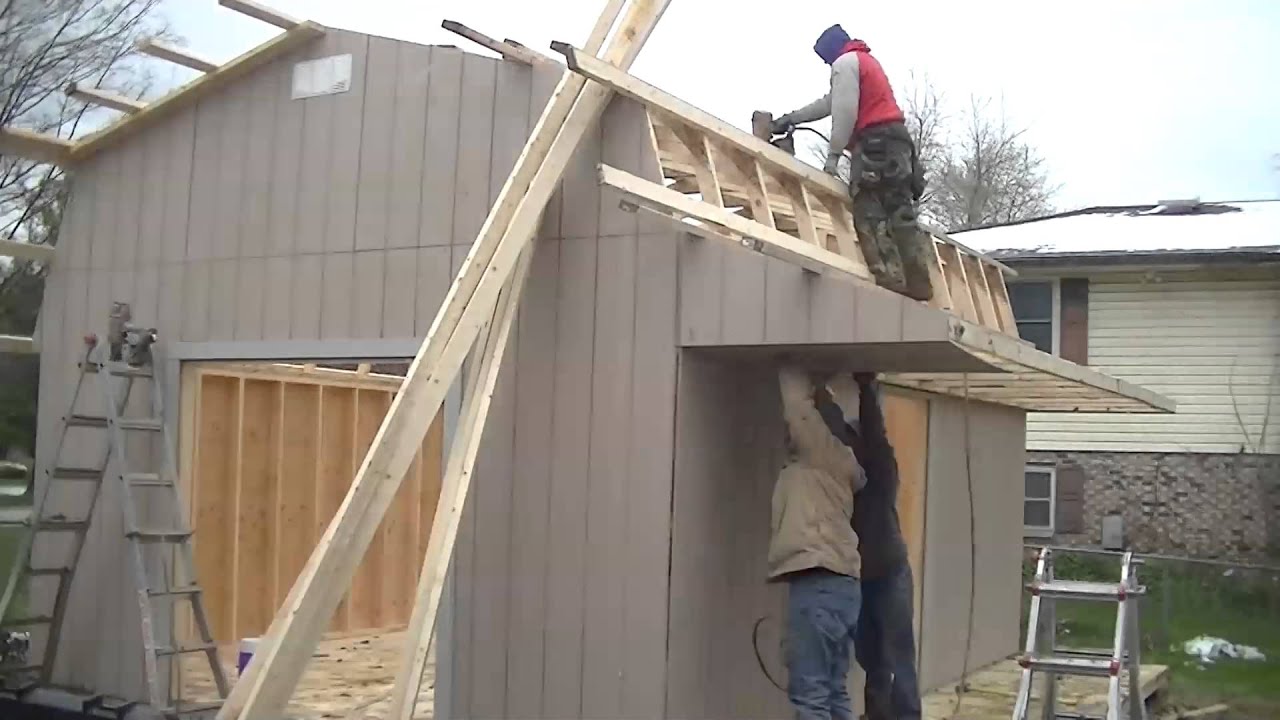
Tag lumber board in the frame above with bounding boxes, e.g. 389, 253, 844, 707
65, 83, 146, 114
218, 0, 301, 29
599, 163, 872, 280
72, 22, 324, 163
0, 127, 72, 165
0, 238, 55, 264
441, 20, 544, 66
0, 335, 36, 354
135, 38, 220, 73
216, 3, 663, 718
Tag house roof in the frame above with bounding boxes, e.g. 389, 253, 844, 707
953, 199, 1280, 265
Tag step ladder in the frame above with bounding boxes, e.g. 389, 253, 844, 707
0, 331, 228, 717
1013, 547, 1146, 720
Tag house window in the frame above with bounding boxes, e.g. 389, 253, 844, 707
1024, 465, 1056, 537
1008, 281, 1058, 355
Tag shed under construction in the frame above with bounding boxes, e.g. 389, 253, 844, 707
0, 1, 1174, 718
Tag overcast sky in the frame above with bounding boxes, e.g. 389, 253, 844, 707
160, 0, 1280, 212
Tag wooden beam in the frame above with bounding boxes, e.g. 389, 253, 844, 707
72, 22, 324, 163
0, 127, 72, 166
441, 20, 542, 66
0, 238, 55, 264
218, 0, 301, 29
135, 38, 219, 73
216, 2, 660, 718
389, 245, 534, 720
65, 83, 146, 114
0, 335, 36, 354
556, 42, 852, 202
600, 163, 872, 280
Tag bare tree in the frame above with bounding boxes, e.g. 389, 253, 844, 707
801, 74, 1056, 231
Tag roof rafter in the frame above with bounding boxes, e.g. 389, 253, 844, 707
135, 38, 220, 73
441, 20, 551, 66
0, 239, 55, 264
218, 0, 301, 30
0, 127, 73, 166
65, 83, 147, 114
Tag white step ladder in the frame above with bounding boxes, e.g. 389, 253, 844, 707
1012, 547, 1147, 720
0, 323, 228, 717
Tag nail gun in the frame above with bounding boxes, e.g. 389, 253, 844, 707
752, 111, 832, 158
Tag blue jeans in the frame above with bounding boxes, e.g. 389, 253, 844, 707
855, 564, 921, 720
786, 570, 862, 720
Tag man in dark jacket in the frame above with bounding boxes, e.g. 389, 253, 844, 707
771, 24, 935, 302
816, 372, 921, 720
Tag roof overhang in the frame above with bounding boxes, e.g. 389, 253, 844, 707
995, 247, 1280, 271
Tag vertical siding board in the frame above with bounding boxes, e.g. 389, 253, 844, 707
322, 32, 371, 254
240, 62, 281, 259
505, 238, 559, 718
159, 264, 184, 343
181, 261, 210, 341
809, 275, 859, 343
381, 247, 417, 337
488, 61, 533, 204
387, 43, 431, 249
67, 165, 97, 270
419, 48, 462, 248
558, 122, 602, 240
293, 46, 336, 256
678, 240, 723, 346
137, 123, 167, 267
234, 257, 267, 341
263, 256, 292, 339
320, 253, 355, 339
353, 36, 399, 251
207, 259, 238, 340
88, 153, 120, 272
290, 254, 323, 340
414, 246, 451, 336
855, 287, 906, 343
543, 236, 596, 719
451, 55, 498, 248
162, 109, 197, 264
266, 50, 305, 257
764, 258, 812, 343
351, 250, 385, 339
210, 81, 250, 260
113, 141, 143, 272
720, 251, 767, 345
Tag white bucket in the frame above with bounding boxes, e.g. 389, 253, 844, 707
237, 637, 259, 676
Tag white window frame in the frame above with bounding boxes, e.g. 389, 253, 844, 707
1007, 279, 1061, 357
1023, 464, 1057, 537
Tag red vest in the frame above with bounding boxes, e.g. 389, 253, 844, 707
839, 40, 905, 146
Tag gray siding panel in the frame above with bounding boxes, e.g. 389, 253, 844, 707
240, 61, 279, 259
319, 252, 354, 339
321, 32, 370, 254
451, 55, 497, 248
765, 259, 812, 343
161, 110, 196, 265
381, 247, 417, 337
210, 78, 249, 260
353, 36, 398, 252
387, 42, 431, 249
420, 48, 462, 248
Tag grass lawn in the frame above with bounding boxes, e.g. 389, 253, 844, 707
0, 524, 29, 621
1022, 552, 1280, 717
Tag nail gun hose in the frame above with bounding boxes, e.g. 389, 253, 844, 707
752, 616, 787, 693
792, 126, 832, 145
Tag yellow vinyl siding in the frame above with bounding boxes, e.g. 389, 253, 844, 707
1027, 275, 1280, 454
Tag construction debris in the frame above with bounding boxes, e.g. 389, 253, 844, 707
1182, 635, 1267, 663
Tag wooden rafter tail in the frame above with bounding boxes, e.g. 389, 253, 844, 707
0, 127, 73, 166
65, 83, 146, 115
984, 263, 1018, 333
135, 38, 219, 73
215, 3, 666, 719
218, 0, 301, 29
0, 238, 55, 265
441, 20, 543, 66
72, 21, 324, 163
601, 163, 872, 281
0, 335, 36, 354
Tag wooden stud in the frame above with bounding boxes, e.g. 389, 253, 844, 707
781, 180, 819, 246
216, 3, 665, 718
667, 123, 723, 207
963, 254, 998, 330
0, 238, 55, 264
925, 241, 953, 313
601, 163, 872, 281
814, 193, 868, 270
218, 0, 301, 29
72, 22, 324, 163
136, 38, 220, 73
984, 264, 1018, 333
65, 83, 147, 114
0, 127, 73, 166
936, 244, 976, 323
442, 20, 544, 66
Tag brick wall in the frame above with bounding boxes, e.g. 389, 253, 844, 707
1027, 450, 1280, 560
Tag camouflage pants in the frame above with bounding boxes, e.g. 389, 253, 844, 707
848, 123, 935, 302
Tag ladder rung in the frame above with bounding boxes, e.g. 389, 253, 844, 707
49, 466, 104, 481
0, 519, 31, 528
0, 615, 53, 628
118, 418, 163, 432
155, 642, 217, 657
1019, 654, 1117, 677
26, 566, 72, 577
36, 519, 90, 532
169, 700, 223, 715
87, 363, 153, 378
150, 584, 202, 598
1030, 579, 1139, 600
66, 414, 108, 428
125, 472, 170, 487
129, 528, 193, 542
0, 664, 43, 676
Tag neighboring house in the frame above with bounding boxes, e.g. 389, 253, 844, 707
959, 199, 1280, 559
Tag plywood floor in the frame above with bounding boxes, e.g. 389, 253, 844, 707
923, 658, 1170, 720
179, 631, 434, 719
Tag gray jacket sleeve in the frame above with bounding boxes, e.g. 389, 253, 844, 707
826, 53, 860, 164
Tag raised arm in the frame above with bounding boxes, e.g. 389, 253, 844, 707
825, 52, 861, 172
779, 367, 866, 491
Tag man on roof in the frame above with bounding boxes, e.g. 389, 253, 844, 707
771, 24, 937, 303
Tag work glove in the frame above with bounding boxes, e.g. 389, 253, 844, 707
853, 371, 877, 388
822, 152, 842, 177
769, 113, 795, 136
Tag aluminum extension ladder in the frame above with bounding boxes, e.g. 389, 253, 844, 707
0, 334, 228, 716
1013, 547, 1146, 720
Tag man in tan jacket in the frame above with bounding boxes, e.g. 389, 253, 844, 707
770, 366, 867, 720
